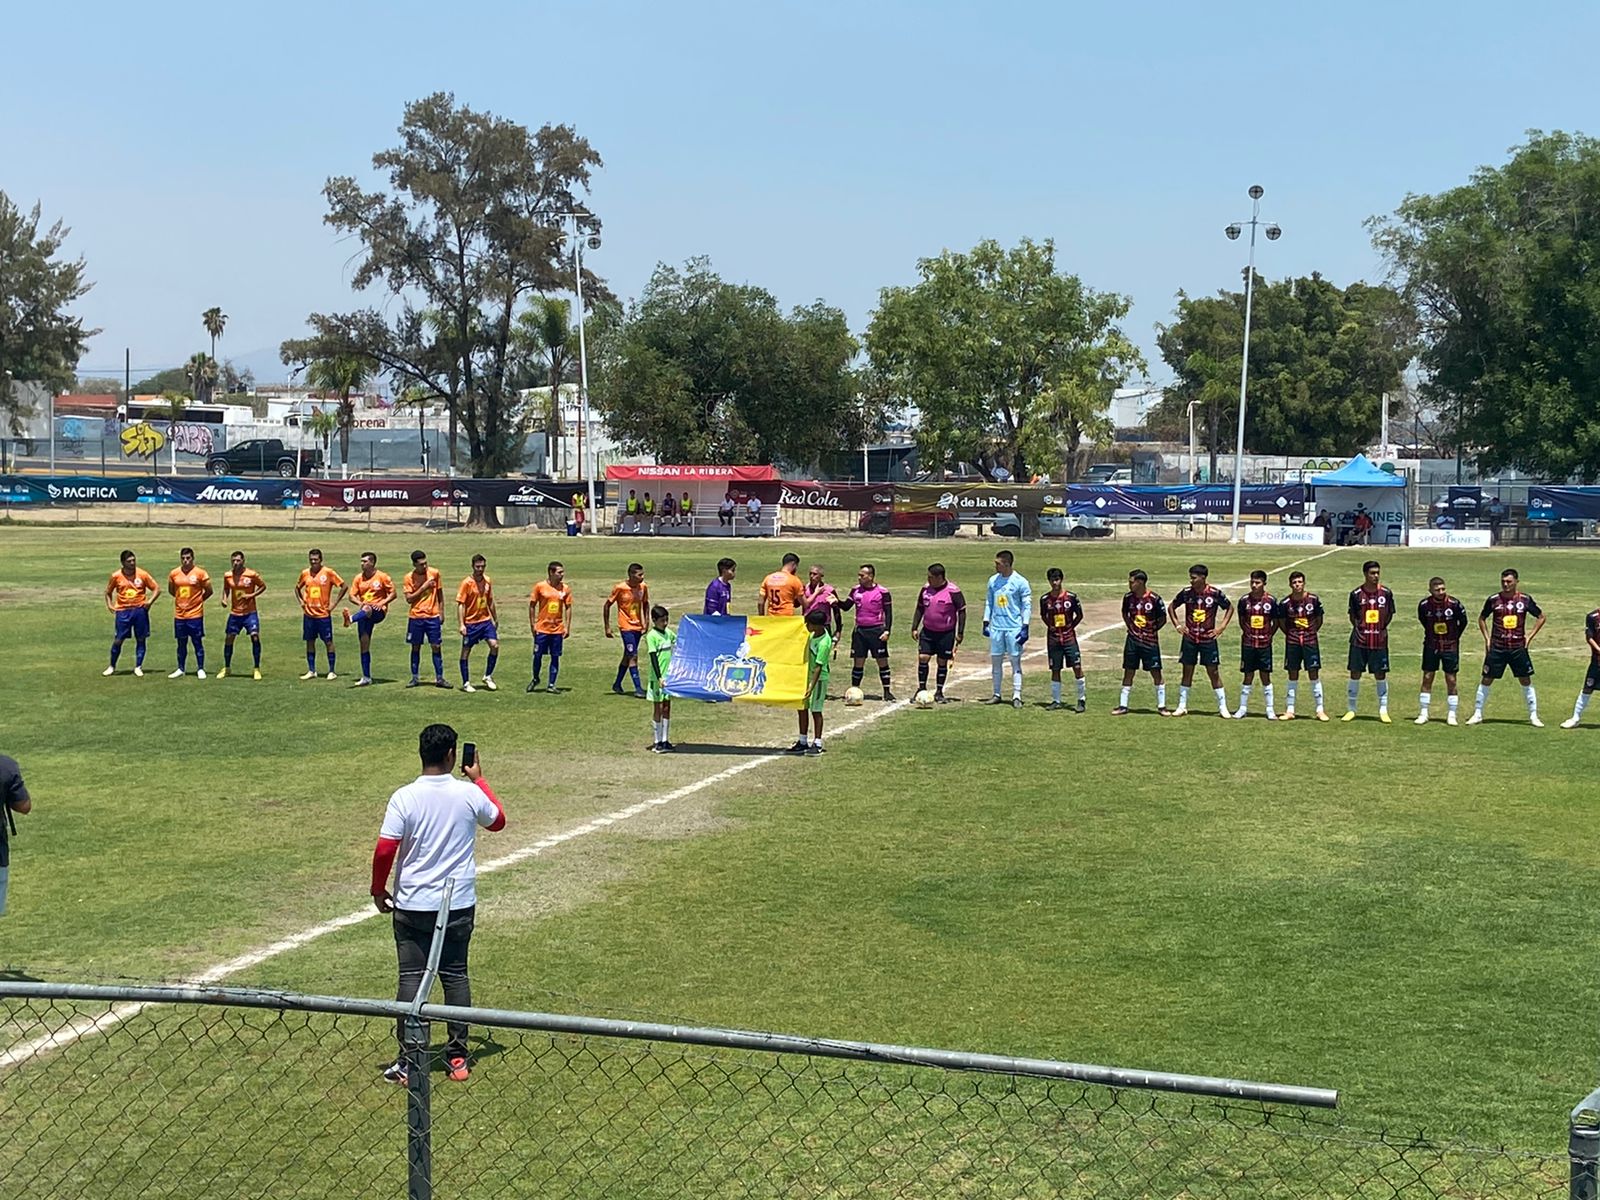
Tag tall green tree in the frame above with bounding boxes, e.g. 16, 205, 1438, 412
202, 307, 227, 360
130, 366, 192, 397
588, 258, 876, 467
1370, 130, 1600, 479
0, 192, 96, 434
185, 352, 218, 407
282, 93, 604, 523
303, 354, 372, 470
865, 238, 1139, 481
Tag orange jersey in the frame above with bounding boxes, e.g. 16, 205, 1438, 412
297, 567, 345, 618
168, 567, 212, 620
350, 570, 396, 609
530, 581, 572, 634
760, 571, 805, 616
108, 568, 158, 610
405, 567, 444, 618
224, 568, 266, 616
456, 576, 495, 625
608, 581, 647, 632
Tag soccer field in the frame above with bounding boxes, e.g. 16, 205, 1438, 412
3, 526, 1600, 1166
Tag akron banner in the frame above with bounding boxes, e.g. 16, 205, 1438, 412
1066, 484, 1305, 517
661, 614, 810, 706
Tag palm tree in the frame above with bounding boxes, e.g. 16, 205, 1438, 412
202, 308, 227, 361
514, 298, 578, 477
184, 352, 218, 407
304, 355, 372, 473
305, 408, 339, 476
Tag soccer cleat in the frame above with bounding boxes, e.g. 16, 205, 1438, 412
1217, 709, 1232, 719
447, 1057, 470, 1083
252, 669, 262, 681
1265, 712, 1277, 721
168, 669, 185, 679
1445, 712, 1457, 726
1340, 710, 1357, 722
612, 683, 626, 695
980, 695, 1005, 705
301, 670, 318, 680
482, 676, 496, 691
1530, 715, 1544, 728
546, 683, 558, 694
660, 741, 677, 752
354, 677, 372, 688
805, 744, 822, 756
326, 671, 338, 681
1378, 711, 1392, 724
787, 740, 809, 754
381, 1060, 408, 1086
650, 742, 664, 753
1562, 717, 1581, 729
103, 665, 116, 676
934, 691, 949, 704
633, 689, 646, 699
1171, 706, 1187, 717
1047, 701, 1063, 711
1315, 709, 1329, 722
406, 678, 421, 688
1233, 708, 1247, 720
216, 668, 228, 679
133, 666, 144, 677
462, 682, 476, 693
1012, 696, 1023, 710
1157, 706, 1173, 717
435, 679, 451, 689
1414, 712, 1430, 725
1465, 711, 1483, 725
1111, 705, 1130, 716
196, 669, 206, 680
526, 680, 539, 693
1075, 700, 1086, 714
1282, 709, 1295, 721
883, 690, 897, 702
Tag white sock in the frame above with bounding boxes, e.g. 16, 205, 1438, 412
1286, 680, 1297, 710
1179, 685, 1190, 708
1238, 683, 1253, 711
652, 719, 663, 742
662, 718, 670, 741
1418, 691, 1431, 713
1263, 684, 1275, 715
1447, 694, 1458, 714
1475, 683, 1489, 714
1076, 677, 1087, 702
1213, 686, 1228, 712
1052, 679, 1062, 702
1523, 684, 1537, 716
1347, 680, 1359, 711
1377, 680, 1389, 710
1313, 680, 1324, 708
1576, 692, 1591, 720
1156, 683, 1167, 708
991, 655, 1003, 696
1010, 653, 1023, 698
1120, 684, 1131, 707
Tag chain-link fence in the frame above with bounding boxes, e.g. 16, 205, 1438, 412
0, 980, 1578, 1199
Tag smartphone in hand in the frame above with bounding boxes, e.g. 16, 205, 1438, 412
461, 742, 477, 772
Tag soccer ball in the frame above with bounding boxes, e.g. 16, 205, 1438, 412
843, 687, 865, 706
913, 690, 934, 709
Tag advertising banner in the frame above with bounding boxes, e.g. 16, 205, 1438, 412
606, 464, 779, 483
165, 477, 301, 506
299, 479, 467, 507
894, 483, 1049, 516
39, 476, 149, 503
1067, 484, 1305, 517
1529, 486, 1600, 521
0, 477, 46, 503
1407, 529, 1494, 549
775, 482, 882, 512
1242, 526, 1324, 546
461, 480, 605, 509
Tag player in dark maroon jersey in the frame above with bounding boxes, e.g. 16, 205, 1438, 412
1169, 563, 1233, 718
1344, 559, 1396, 723
1466, 568, 1545, 727
1276, 570, 1327, 720
1414, 576, 1467, 725
1114, 569, 1169, 715
1233, 569, 1278, 719
1561, 606, 1600, 728
1040, 567, 1086, 712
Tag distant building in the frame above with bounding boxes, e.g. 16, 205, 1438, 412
1105, 386, 1164, 432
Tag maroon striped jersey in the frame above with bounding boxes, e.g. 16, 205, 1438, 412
1172, 584, 1231, 643
1347, 585, 1396, 650
1122, 590, 1166, 646
1238, 592, 1277, 649
1040, 590, 1083, 645
1276, 593, 1323, 646
1588, 609, 1600, 663
1416, 595, 1467, 652
1480, 591, 1542, 650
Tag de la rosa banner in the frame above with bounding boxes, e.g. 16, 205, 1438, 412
661, 615, 810, 706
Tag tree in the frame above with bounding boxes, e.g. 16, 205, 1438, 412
130, 366, 192, 397
864, 238, 1140, 481
1370, 130, 1600, 479
303, 354, 372, 470
0, 191, 96, 436
589, 258, 878, 467
76, 376, 125, 398
283, 93, 604, 524
1153, 274, 1414, 472
305, 407, 339, 464
202, 307, 227, 361
511, 296, 579, 474
185, 352, 218, 407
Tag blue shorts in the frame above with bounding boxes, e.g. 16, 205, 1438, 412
988, 628, 1022, 657
407, 616, 444, 646
535, 631, 565, 657
463, 620, 498, 648
174, 617, 205, 641
303, 615, 334, 642
225, 613, 260, 638
114, 608, 151, 640
620, 630, 642, 657
353, 607, 387, 633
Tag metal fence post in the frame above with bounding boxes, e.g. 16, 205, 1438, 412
1570, 1088, 1600, 1199
404, 1013, 432, 1200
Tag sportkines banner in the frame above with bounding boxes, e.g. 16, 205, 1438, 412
1066, 484, 1306, 517
660, 615, 810, 706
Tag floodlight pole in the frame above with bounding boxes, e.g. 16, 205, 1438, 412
1225, 187, 1280, 544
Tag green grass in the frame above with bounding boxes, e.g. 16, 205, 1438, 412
2, 529, 1598, 1194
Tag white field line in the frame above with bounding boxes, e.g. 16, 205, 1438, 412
0, 547, 1345, 1072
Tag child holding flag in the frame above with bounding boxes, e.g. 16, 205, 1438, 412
646, 605, 677, 753
793, 609, 834, 756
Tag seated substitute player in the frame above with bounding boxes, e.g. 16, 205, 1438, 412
604, 562, 650, 697
218, 550, 267, 680
839, 564, 895, 701
1169, 564, 1232, 718
456, 555, 499, 693
1343, 559, 1395, 723
791, 608, 834, 756
1234, 569, 1277, 719
297, 548, 347, 680
1114, 569, 1168, 716
1467, 568, 1545, 727
983, 550, 1031, 709
1040, 567, 1085, 712
403, 550, 449, 689
527, 561, 574, 693
167, 547, 214, 680
911, 563, 965, 704
104, 549, 160, 677
344, 551, 396, 687
646, 605, 677, 752
1277, 571, 1326, 720
1561, 604, 1600, 729
1415, 576, 1467, 725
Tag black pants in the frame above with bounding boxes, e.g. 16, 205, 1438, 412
393, 905, 475, 1057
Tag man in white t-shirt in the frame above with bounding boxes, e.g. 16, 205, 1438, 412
370, 723, 506, 1085
746, 494, 762, 526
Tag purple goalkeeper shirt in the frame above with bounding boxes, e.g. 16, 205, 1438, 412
704, 576, 732, 616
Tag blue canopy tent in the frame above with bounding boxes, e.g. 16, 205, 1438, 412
1309, 454, 1407, 545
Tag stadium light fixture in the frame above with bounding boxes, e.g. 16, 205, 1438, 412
1224, 186, 1282, 544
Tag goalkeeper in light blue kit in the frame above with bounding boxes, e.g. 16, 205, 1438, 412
982, 549, 1032, 708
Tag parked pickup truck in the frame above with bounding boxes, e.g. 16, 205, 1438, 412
205, 439, 323, 477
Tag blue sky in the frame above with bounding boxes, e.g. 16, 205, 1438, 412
5, 0, 1597, 387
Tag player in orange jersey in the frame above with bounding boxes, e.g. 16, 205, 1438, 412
103, 549, 160, 677
403, 549, 449, 689
757, 553, 806, 616
166, 547, 214, 679
218, 550, 267, 680
343, 551, 396, 687
456, 554, 499, 693
603, 562, 649, 697
527, 561, 573, 693
295, 548, 347, 680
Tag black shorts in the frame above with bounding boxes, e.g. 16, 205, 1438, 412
1483, 646, 1534, 681
1347, 644, 1390, 675
1122, 637, 1161, 673
851, 626, 889, 659
1179, 638, 1220, 668
1048, 641, 1082, 671
1239, 645, 1274, 674
918, 628, 957, 659
1586, 662, 1600, 693
1284, 643, 1321, 673
1421, 646, 1460, 675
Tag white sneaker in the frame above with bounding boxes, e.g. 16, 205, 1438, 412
482, 676, 497, 691
354, 677, 371, 687
1446, 712, 1458, 726
102, 665, 116, 676
1232, 708, 1247, 720
1171, 705, 1188, 718
1465, 711, 1483, 725
1530, 715, 1544, 728
300, 670, 317, 680
133, 666, 144, 677
326, 671, 338, 681
196, 669, 206, 680
461, 682, 476, 693
1414, 712, 1429, 725
168, 669, 185, 679
1265, 711, 1276, 721
1562, 717, 1581, 729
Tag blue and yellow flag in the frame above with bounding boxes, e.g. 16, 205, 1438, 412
662, 615, 810, 706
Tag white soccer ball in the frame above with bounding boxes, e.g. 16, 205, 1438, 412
913, 690, 934, 709
843, 686, 865, 706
